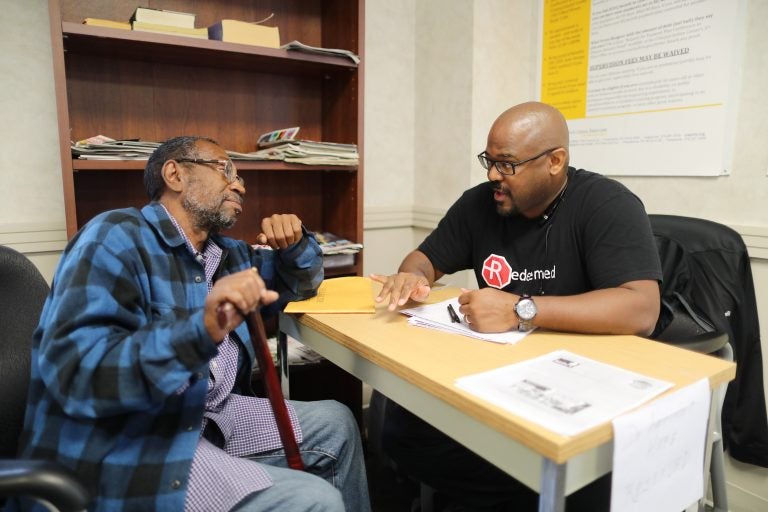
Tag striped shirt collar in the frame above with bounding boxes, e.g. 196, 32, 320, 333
158, 203, 219, 264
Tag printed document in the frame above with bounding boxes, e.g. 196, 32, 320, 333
400, 297, 532, 344
611, 378, 710, 512
455, 350, 673, 436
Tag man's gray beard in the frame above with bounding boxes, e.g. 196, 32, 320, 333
183, 196, 236, 233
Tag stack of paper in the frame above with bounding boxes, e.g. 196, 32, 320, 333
315, 232, 362, 269
284, 335, 324, 365
455, 350, 674, 436
230, 140, 358, 166
400, 298, 531, 345
280, 141, 358, 165
281, 40, 360, 64
72, 137, 160, 160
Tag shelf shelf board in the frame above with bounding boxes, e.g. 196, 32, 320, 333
324, 266, 359, 278
71, 159, 357, 172
62, 22, 358, 75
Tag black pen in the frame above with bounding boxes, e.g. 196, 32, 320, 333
447, 303, 461, 323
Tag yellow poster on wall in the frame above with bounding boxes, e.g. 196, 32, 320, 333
540, 0, 591, 119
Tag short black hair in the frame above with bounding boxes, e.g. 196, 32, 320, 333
144, 136, 218, 200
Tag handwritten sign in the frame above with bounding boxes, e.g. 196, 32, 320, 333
611, 379, 711, 512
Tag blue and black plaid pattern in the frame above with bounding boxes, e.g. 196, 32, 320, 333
16, 202, 322, 511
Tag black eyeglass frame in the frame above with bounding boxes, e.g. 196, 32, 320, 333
176, 158, 244, 186
477, 147, 559, 176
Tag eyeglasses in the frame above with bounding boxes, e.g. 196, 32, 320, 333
177, 158, 244, 187
477, 148, 558, 176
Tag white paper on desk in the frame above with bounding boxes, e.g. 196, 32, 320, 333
455, 350, 673, 436
610, 378, 710, 512
401, 297, 531, 344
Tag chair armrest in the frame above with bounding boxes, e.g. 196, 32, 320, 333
0, 459, 90, 512
659, 331, 729, 355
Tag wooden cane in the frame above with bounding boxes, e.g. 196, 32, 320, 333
219, 307, 305, 470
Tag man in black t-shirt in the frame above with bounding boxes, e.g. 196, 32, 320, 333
370, 101, 662, 511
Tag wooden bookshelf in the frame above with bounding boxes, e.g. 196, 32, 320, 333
48, 0, 364, 276
48, 0, 365, 420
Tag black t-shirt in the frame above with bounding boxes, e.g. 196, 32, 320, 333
418, 167, 662, 296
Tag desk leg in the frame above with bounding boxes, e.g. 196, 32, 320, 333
697, 388, 717, 512
276, 330, 364, 430
539, 459, 566, 512
700, 383, 728, 512
278, 331, 289, 396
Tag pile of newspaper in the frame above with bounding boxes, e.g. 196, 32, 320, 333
281, 40, 360, 65
315, 231, 363, 269
72, 136, 159, 160
72, 133, 358, 167
228, 140, 358, 166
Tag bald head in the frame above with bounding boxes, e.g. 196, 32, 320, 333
484, 102, 571, 219
489, 102, 569, 160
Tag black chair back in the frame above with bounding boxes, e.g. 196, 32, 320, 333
0, 246, 50, 458
649, 214, 768, 468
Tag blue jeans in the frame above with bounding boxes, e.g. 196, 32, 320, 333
235, 400, 371, 512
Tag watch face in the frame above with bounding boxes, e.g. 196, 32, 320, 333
516, 299, 537, 320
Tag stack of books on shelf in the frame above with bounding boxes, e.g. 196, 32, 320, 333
80, 11, 358, 59
72, 136, 159, 160
208, 17, 280, 48
129, 7, 207, 39
83, 9, 280, 48
82, 18, 130, 30
315, 232, 363, 270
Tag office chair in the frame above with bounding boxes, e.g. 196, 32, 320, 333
0, 245, 90, 512
649, 214, 751, 512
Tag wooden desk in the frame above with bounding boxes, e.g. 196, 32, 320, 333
279, 287, 736, 511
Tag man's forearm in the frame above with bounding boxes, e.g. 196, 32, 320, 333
534, 280, 660, 336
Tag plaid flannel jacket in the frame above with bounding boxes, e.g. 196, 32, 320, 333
15, 202, 322, 511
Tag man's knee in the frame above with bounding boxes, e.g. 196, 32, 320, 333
235, 474, 344, 511
310, 399, 360, 440
310, 485, 345, 511
296, 478, 345, 511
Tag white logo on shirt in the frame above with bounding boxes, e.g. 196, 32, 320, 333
481, 253, 557, 288
482, 254, 512, 289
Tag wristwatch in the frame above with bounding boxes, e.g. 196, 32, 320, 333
514, 294, 537, 331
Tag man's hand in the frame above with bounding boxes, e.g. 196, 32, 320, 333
370, 273, 431, 311
457, 288, 517, 333
204, 267, 279, 343
256, 214, 303, 249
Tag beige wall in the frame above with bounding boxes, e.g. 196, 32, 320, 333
0, 0, 66, 281
363, 1, 768, 510
1, 0, 767, 509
